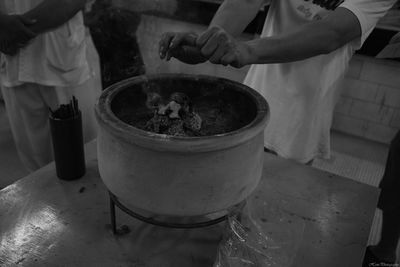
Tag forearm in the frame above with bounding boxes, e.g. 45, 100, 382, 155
21, 0, 86, 34
245, 7, 361, 64
210, 0, 264, 36
246, 23, 341, 64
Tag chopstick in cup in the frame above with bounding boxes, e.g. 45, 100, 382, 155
70, 99, 75, 117
73, 96, 78, 116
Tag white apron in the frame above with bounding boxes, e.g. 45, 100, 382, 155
0, 0, 90, 87
0, 0, 101, 171
244, 0, 395, 163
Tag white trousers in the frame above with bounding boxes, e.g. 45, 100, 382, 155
1, 38, 102, 172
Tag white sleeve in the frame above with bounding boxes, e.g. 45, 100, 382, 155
339, 0, 397, 48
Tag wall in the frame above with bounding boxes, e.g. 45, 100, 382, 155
137, 15, 399, 145
333, 55, 400, 144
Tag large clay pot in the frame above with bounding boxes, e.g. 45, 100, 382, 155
95, 74, 269, 216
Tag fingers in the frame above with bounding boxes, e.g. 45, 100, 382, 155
159, 32, 199, 60
200, 33, 220, 58
14, 15, 36, 39
184, 34, 198, 47
196, 26, 219, 48
195, 26, 244, 67
169, 34, 186, 50
170, 46, 207, 65
158, 27, 242, 66
197, 27, 231, 60
167, 34, 185, 60
167, 33, 196, 60
207, 35, 234, 64
159, 32, 174, 59
18, 15, 37, 26
220, 52, 236, 66
208, 44, 226, 64
159, 37, 206, 65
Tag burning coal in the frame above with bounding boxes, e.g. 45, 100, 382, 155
143, 92, 202, 136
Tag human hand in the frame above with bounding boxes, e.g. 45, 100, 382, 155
159, 32, 207, 64
305, 0, 344, 10
0, 40, 17, 56
196, 26, 253, 68
0, 14, 36, 56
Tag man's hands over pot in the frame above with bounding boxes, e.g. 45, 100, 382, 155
159, 26, 254, 68
0, 14, 36, 56
159, 32, 207, 65
196, 26, 253, 68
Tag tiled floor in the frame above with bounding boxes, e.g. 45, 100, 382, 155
313, 131, 388, 187
0, 100, 393, 255
312, 131, 390, 249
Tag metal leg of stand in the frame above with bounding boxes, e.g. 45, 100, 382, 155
108, 191, 229, 229
110, 195, 117, 234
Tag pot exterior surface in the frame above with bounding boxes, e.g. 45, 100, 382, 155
95, 74, 269, 216
97, 127, 265, 216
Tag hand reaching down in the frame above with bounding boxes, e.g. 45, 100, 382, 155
196, 26, 253, 68
159, 32, 207, 65
159, 27, 254, 68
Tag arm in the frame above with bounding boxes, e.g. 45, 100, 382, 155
209, 0, 265, 37
0, 13, 36, 55
199, 7, 362, 67
159, 0, 263, 63
246, 7, 361, 64
21, 0, 86, 34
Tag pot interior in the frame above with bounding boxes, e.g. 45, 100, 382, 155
110, 76, 258, 136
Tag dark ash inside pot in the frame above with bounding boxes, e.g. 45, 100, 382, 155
111, 76, 258, 136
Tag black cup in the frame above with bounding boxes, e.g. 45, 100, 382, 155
49, 111, 86, 180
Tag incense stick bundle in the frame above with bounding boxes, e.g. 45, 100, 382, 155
51, 96, 80, 119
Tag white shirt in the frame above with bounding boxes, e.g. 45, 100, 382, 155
0, 0, 90, 87
244, 0, 396, 163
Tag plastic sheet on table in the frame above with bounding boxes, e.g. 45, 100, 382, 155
214, 195, 305, 267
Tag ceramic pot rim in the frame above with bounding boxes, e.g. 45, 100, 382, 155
95, 74, 270, 152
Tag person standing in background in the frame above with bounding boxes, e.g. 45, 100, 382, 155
363, 31, 400, 267
0, 0, 102, 171
363, 130, 400, 266
159, 0, 397, 164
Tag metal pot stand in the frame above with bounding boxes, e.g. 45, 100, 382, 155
109, 191, 245, 233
